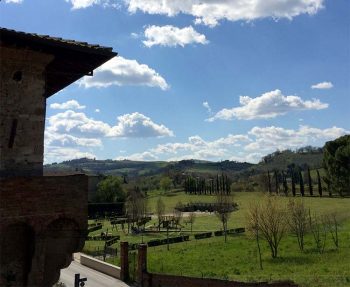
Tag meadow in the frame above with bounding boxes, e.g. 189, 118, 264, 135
85, 190, 350, 287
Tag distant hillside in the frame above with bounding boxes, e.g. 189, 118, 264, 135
44, 158, 253, 177
44, 146, 324, 178
250, 147, 323, 173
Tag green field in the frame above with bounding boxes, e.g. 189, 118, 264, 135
85, 191, 350, 287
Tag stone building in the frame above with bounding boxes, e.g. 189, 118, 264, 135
0, 28, 116, 286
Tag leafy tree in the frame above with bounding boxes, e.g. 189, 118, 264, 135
160, 176, 172, 192
95, 176, 125, 203
125, 186, 147, 228
323, 135, 350, 196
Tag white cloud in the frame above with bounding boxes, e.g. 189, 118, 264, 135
143, 25, 208, 47
245, 125, 349, 152
65, 0, 119, 9
109, 112, 174, 138
47, 110, 110, 138
126, 0, 324, 27
47, 110, 173, 139
4, 0, 23, 3
45, 110, 173, 162
79, 56, 169, 90
311, 81, 333, 89
117, 125, 348, 163
50, 100, 86, 110
95, 109, 100, 113
45, 131, 102, 148
116, 151, 158, 161
208, 89, 328, 121
203, 101, 211, 113
45, 146, 96, 163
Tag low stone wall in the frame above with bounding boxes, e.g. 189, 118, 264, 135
143, 273, 298, 287
80, 254, 121, 279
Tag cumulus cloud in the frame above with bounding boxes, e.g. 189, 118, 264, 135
143, 25, 208, 47
109, 112, 174, 138
45, 110, 173, 162
116, 151, 158, 161
65, 0, 119, 9
311, 81, 333, 89
126, 0, 324, 27
245, 125, 349, 152
47, 110, 110, 138
118, 125, 348, 163
203, 101, 211, 113
95, 109, 100, 113
79, 56, 169, 90
50, 100, 86, 110
44, 146, 96, 163
208, 89, 328, 121
4, 0, 23, 3
46, 110, 173, 139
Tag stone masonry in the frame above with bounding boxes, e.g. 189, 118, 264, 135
0, 28, 116, 287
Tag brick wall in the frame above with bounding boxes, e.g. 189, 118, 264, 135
0, 46, 53, 177
0, 175, 88, 286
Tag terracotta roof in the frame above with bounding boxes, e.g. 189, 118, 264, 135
0, 27, 117, 97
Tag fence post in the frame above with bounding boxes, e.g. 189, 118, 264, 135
120, 241, 129, 282
137, 244, 148, 287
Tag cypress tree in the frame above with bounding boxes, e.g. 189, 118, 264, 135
299, 171, 305, 197
307, 167, 313, 196
267, 171, 272, 193
282, 171, 288, 196
291, 171, 296, 197
317, 169, 323, 197
274, 170, 279, 194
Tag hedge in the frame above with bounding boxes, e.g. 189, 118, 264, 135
87, 223, 103, 233
194, 232, 212, 239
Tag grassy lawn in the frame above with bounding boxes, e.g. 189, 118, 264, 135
84, 191, 350, 287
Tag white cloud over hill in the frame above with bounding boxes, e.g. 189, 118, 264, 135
119, 125, 348, 163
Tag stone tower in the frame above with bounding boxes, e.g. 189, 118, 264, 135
0, 28, 116, 286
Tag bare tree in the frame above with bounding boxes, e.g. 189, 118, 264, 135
125, 186, 147, 231
156, 197, 165, 231
246, 201, 263, 270
215, 190, 234, 243
287, 199, 308, 251
308, 210, 327, 254
188, 211, 196, 233
173, 201, 183, 229
257, 195, 287, 258
323, 213, 340, 248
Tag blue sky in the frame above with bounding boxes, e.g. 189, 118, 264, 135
1, 0, 349, 163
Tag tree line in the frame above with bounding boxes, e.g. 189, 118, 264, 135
183, 174, 231, 195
